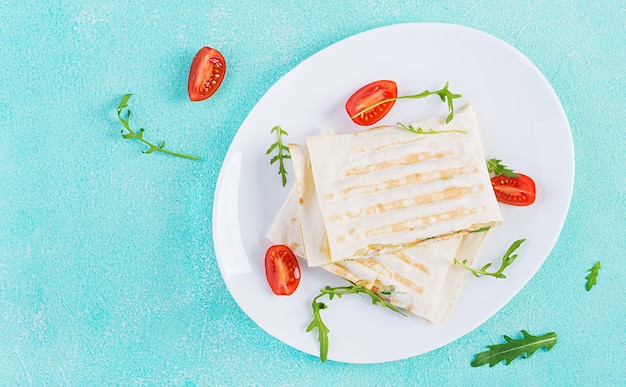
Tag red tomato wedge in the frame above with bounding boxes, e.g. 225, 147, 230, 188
187, 46, 226, 101
264, 245, 301, 296
491, 173, 536, 206
345, 80, 398, 126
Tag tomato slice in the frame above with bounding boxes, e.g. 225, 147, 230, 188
187, 46, 226, 101
264, 245, 301, 296
491, 173, 536, 206
345, 80, 398, 126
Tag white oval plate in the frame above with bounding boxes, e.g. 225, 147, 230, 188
212, 23, 574, 364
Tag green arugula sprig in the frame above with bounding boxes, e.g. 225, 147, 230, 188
266, 125, 291, 187
306, 282, 406, 362
397, 122, 466, 135
455, 239, 525, 278
116, 94, 200, 160
352, 82, 462, 124
585, 261, 601, 291
471, 330, 557, 367
487, 158, 519, 178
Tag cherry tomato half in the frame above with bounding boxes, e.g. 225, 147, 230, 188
187, 46, 226, 102
264, 245, 301, 296
345, 80, 398, 126
491, 173, 536, 206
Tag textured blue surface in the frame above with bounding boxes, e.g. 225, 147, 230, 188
1, 1, 625, 385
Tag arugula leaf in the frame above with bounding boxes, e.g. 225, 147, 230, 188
306, 282, 406, 362
455, 239, 525, 278
266, 125, 291, 187
397, 122, 466, 135
486, 158, 519, 178
116, 94, 200, 160
585, 261, 601, 291
306, 300, 330, 361
353, 82, 462, 124
471, 330, 557, 367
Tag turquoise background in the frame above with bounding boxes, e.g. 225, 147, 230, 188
1, 1, 624, 386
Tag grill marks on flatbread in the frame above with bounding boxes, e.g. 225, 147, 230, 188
336, 165, 479, 197
343, 150, 455, 176
305, 105, 502, 262
320, 231, 489, 323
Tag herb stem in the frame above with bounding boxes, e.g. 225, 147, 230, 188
397, 122, 466, 135
266, 125, 291, 187
116, 94, 200, 160
352, 82, 462, 124
455, 239, 525, 278
306, 281, 405, 362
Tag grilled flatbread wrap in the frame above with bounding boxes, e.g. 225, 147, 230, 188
266, 105, 497, 323
304, 105, 501, 263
